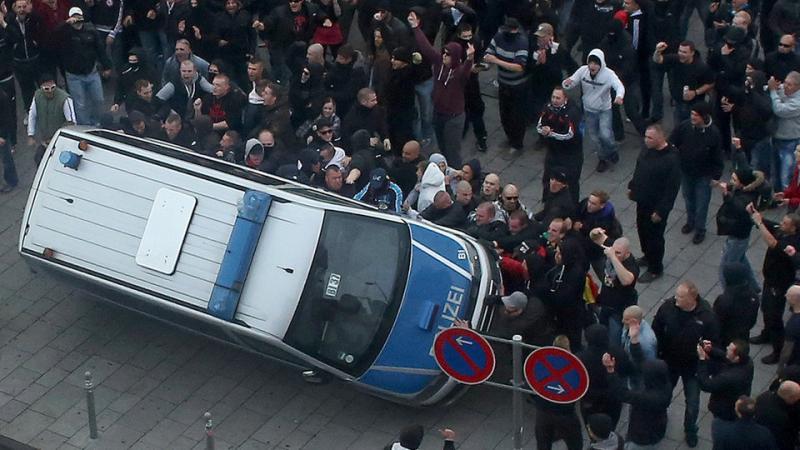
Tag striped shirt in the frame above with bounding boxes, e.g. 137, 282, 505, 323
486, 31, 529, 86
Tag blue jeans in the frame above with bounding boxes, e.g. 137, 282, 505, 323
750, 137, 773, 178
720, 236, 760, 292
0, 139, 17, 187
138, 30, 169, 70
773, 138, 799, 191
414, 78, 435, 145
670, 370, 700, 435
584, 109, 616, 162
681, 175, 712, 232
65, 70, 104, 126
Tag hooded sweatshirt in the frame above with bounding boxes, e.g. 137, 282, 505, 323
414, 28, 473, 116
609, 359, 672, 445
418, 162, 447, 212
563, 49, 625, 112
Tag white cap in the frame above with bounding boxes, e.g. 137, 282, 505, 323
68, 7, 83, 17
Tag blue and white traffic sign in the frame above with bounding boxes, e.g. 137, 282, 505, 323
524, 346, 589, 403
433, 327, 495, 385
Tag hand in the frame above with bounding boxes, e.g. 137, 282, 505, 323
713, 20, 727, 29
193, 26, 202, 40
768, 76, 781, 91
603, 245, 616, 258
0, 137, 6, 146
721, 101, 733, 112
369, 136, 379, 147
650, 212, 662, 223
540, 125, 552, 136
589, 227, 607, 246
696, 344, 708, 360
786, 245, 797, 257
146, 9, 157, 19
439, 428, 456, 440
383, 138, 391, 151
537, 48, 547, 64
715, 181, 728, 191
628, 321, 641, 343
775, 192, 786, 201
602, 352, 616, 373
101, 69, 112, 79
110, 103, 120, 112
407, 11, 419, 28
219, 39, 228, 47
563, 77, 573, 87
613, 96, 624, 105
66, 16, 80, 24
709, 1, 719, 12
453, 319, 470, 329
720, 43, 733, 55
483, 54, 498, 65
215, 150, 224, 158
27, 136, 36, 147
573, 220, 583, 231
466, 42, 475, 59
252, 20, 264, 31
193, 98, 202, 110
655, 41, 668, 52
323, 18, 332, 27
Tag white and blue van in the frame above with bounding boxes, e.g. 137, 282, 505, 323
18, 128, 501, 405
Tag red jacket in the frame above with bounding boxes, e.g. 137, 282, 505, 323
784, 165, 800, 208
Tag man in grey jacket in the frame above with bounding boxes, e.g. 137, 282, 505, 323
769, 71, 800, 191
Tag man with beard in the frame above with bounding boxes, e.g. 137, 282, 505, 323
765, 34, 800, 82
528, 23, 578, 134
537, 86, 582, 203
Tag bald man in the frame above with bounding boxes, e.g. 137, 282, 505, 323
621, 305, 658, 363
389, 140, 423, 197
420, 190, 467, 228
778, 286, 800, 372
494, 184, 530, 223
595, 236, 640, 345
306, 43, 325, 66
755, 380, 800, 450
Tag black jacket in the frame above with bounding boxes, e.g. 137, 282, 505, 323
58, 22, 112, 75
697, 351, 754, 420
714, 264, 760, 344
712, 417, 778, 450
599, 22, 638, 85
608, 358, 672, 445
324, 60, 368, 118
755, 390, 799, 450
652, 297, 720, 371
578, 324, 634, 409
534, 187, 577, 224
628, 144, 681, 217
420, 202, 467, 229
669, 119, 724, 179
716, 186, 760, 238
765, 50, 800, 81
6, 12, 43, 62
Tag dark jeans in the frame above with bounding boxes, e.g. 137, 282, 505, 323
433, 111, 465, 168
650, 62, 667, 121
534, 409, 583, 450
0, 75, 17, 147
681, 175, 712, 232
637, 206, 668, 274
498, 83, 527, 150
762, 283, 789, 353
14, 57, 40, 111
0, 139, 18, 187
669, 368, 700, 436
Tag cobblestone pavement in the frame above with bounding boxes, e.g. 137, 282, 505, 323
0, 22, 784, 450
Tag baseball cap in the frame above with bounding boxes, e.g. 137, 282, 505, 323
550, 168, 568, 184
501, 291, 528, 310
68, 7, 83, 17
534, 23, 554, 37
369, 168, 389, 189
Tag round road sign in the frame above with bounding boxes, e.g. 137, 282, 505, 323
524, 346, 589, 403
433, 327, 495, 385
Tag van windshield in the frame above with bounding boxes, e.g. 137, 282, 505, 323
284, 211, 411, 376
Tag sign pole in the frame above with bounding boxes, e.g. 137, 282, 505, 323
512, 334, 523, 450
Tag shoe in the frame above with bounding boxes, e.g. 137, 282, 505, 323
692, 231, 706, 244
638, 271, 662, 283
761, 353, 780, 365
504, 147, 521, 160
750, 333, 769, 345
681, 223, 694, 234
596, 160, 609, 173
477, 136, 488, 152
0, 184, 15, 194
686, 433, 698, 448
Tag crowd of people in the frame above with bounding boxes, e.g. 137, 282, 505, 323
3, 0, 800, 448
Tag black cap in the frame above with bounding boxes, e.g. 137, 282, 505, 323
399, 425, 424, 449
369, 168, 389, 189
588, 413, 613, 440
392, 46, 412, 64
550, 168, 568, 184
502, 17, 521, 30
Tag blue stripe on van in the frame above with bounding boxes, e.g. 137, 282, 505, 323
208, 190, 272, 321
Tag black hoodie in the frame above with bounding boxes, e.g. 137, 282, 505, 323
714, 263, 760, 343
609, 359, 672, 445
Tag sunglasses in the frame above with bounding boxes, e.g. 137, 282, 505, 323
41, 85, 56, 92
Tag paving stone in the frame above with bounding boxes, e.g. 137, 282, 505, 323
23, 346, 67, 375
0, 366, 41, 396
29, 429, 69, 449
15, 382, 51, 405
212, 406, 270, 446
30, 380, 85, 418
4, 409, 56, 443
0, 399, 29, 422
140, 418, 190, 447
117, 394, 176, 433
